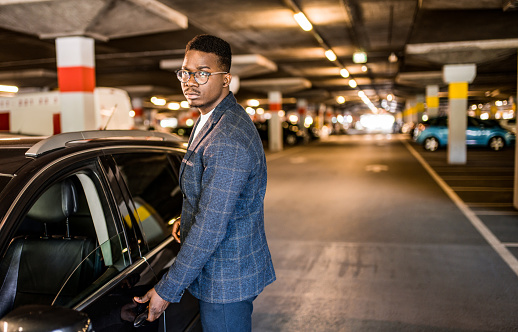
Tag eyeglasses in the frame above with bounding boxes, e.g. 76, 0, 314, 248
175, 69, 228, 85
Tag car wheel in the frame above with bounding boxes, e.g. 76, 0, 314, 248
423, 137, 439, 152
285, 134, 297, 146
489, 136, 505, 151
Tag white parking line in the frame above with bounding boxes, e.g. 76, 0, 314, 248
450, 187, 513, 191
402, 139, 518, 278
475, 211, 518, 216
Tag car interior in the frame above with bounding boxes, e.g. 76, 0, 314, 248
0, 172, 128, 318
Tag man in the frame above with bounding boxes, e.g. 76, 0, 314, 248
135, 34, 276, 331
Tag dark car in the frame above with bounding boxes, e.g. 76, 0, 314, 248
0, 130, 201, 332
413, 116, 515, 152
170, 126, 194, 138
254, 120, 309, 146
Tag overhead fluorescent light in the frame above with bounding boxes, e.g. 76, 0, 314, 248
340, 68, 349, 78
325, 49, 337, 62
293, 12, 312, 31
0, 85, 18, 93
353, 51, 367, 64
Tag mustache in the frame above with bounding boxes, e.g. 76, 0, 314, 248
183, 88, 200, 94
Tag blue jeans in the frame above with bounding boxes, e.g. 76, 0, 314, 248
199, 296, 257, 332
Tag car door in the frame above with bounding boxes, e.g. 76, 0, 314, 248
0, 155, 161, 332
107, 149, 201, 332
466, 117, 489, 145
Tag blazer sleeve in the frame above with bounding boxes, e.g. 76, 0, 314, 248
154, 138, 252, 303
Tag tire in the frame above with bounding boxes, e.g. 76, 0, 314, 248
489, 136, 505, 151
423, 137, 440, 152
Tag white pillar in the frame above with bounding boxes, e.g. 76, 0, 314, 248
56, 36, 96, 133
416, 94, 425, 122
297, 98, 308, 139
404, 99, 415, 124
514, 52, 518, 209
268, 91, 283, 152
443, 64, 476, 165
426, 85, 439, 117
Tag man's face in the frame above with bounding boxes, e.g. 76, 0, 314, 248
181, 50, 230, 114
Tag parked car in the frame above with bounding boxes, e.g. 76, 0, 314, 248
499, 118, 516, 134
171, 125, 194, 138
413, 116, 515, 152
254, 120, 309, 146
0, 130, 201, 332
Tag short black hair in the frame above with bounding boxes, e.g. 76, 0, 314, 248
185, 34, 232, 72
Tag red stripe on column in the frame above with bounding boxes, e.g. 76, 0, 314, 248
58, 66, 96, 92
0, 112, 9, 131
53, 113, 61, 135
269, 103, 281, 111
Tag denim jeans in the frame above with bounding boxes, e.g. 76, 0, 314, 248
199, 296, 257, 332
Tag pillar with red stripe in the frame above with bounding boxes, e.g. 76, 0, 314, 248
56, 36, 96, 133
268, 90, 283, 152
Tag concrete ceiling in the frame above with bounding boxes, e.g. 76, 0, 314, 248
0, 0, 517, 114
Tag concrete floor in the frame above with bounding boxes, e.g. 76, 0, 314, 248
252, 134, 518, 332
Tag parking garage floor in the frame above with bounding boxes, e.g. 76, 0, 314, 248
253, 134, 518, 331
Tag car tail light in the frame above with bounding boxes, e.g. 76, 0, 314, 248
417, 123, 427, 131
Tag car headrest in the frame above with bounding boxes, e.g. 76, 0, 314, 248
26, 178, 78, 223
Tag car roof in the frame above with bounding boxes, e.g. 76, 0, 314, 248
0, 130, 187, 177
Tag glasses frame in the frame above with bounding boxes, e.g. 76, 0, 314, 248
175, 69, 228, 85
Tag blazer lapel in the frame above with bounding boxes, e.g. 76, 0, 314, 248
179, 92, 236, 184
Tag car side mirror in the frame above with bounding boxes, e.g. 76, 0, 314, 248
0, 305, 91, 332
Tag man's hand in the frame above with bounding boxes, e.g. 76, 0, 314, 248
172, 217, 181, 243
133, 288, 170, 322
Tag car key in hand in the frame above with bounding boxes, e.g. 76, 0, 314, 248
133, 304, 149, 327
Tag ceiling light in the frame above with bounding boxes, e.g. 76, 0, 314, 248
340, 68, 349, 78
353, 51, 367, 64
325, 49, 337, 62
293, 12, 312, 31
387, 94, 393, 101
151, 96, 166, 106
247, 99, 260, 107
336, 96, 345, 104
181, 101, 190, 108
0, 85, 18, 93
361, 65, 368, 72
167, 102, 180, 110
388, 52, 398, 63
348, 79, 357, 88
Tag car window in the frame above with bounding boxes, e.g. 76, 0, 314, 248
0, 166, 130, 315
468, 117, 481, 127
112, 152, 183, 249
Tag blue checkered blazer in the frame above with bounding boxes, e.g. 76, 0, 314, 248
155, 92, 275, 304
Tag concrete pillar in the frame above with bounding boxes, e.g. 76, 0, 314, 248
297, 98, 307, 127
268, 91, 283, 152
426, 85, 439, 117
514, 52, 518, 209
132, 97, 143, 129
443, 64, 476, 165
416, 94, 425, 122
404, 99, 416, 124
56, 36, 96, 133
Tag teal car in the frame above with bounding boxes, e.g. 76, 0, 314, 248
413, 116, 515, 152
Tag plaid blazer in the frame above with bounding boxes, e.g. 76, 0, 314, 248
155, 92, 275, 303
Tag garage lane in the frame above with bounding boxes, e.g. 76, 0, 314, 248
253, 134, 518, 331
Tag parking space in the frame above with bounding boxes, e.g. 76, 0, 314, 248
254, 134, 518, 331
406, 140, 518, 258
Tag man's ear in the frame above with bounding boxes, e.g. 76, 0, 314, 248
223, 73, 232, 87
